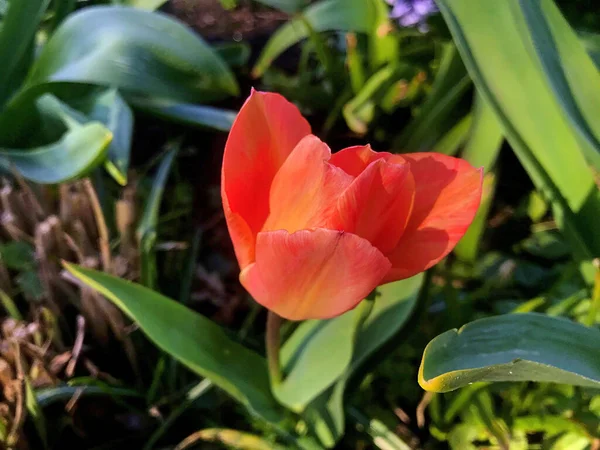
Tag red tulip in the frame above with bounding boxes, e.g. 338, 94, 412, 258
222, 90, 483, 320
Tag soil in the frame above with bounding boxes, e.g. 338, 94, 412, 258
168, 0, 290, 42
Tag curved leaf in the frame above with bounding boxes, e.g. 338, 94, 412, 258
0, 0, 48, 106
0, 122, 111, 184
128, 96, 236, 131
419, 313, 600, 392
304, 275, 424, 447
436, 0, 600, 271
63, 263, 282, 422
253, 0, 378, 77
85, 89, 133, 186
520, 0, 600, 170
277, 307, 362, 412
24, 6, 238, 102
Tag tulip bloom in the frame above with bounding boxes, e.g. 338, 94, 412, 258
222, 90, 482, 320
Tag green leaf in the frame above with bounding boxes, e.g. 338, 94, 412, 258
118, 0, 169, 10
0, 121, 111, 184
252, 0, 378, 77
0, 241, 35, 270
0, 0, 49, 106
436, 0, 600, 273
214, 42, 252, 69
520, 0, 600, 170
63, 263, 282, 422
137, 148, 177, 289
177, 428, 287, 450
276, 308, 362, 412
419, 313, 600, 392
350, 274, 424, 372
394, 43, 471, 152
128, 96, 236, 131
85, 89, 133, 186
460, 92, 503, 171
24, 6, 239, 103
36, 385, 142, 407
303, 275, 424, 447
432, 114, 472, 156
454, 172, 496, 263
252, 0, 308, 14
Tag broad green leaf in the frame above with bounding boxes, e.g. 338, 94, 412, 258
85, 89, 133, 186
0, 0, 48, 106
63, 263, 282, 422
0, 122, 111, 184
419, 313, 600, 392
436, 0, 600, 272
276, 308, 362, 412
520, 0, 600, 170
394, 43, 471, 152
303, 275, 424, 447
128, 96, 236, 131
137, 148, 177, 289
350, 274, 424, 371
24, 6, 238, 102
253, 0, 378, 77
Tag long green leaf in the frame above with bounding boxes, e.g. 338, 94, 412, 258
395, 43, 471, 152
128, 96, 236, 131
304, 275, 424, 447
26, 6, 238, 101
520, 0, 600, 170
277, 308, 362, 412
137, 148, 177, 289
460, 92, 503, 171
436, 0, 600, 269
419, 313, 600, 392
63, 263, 282, 422
0, 0, 48, 106
252, 0, 378, 77
0, 123, 111, 184
85, 89, 133, 186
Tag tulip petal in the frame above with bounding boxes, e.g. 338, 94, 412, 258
329, 144, 390, 177
240, 228, 391, 320
330, 157, 415, 254
262, 135, 354, 233
384, 153, 483, 282
222, 90, 311, 268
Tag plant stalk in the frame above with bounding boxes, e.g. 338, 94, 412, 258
266, 311, 283, 386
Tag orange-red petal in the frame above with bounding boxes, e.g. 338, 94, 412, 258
383, 153, 483, 282
329, 157, 415, 254
262, 135, 353, 233
329, 144, 391, 177
221, 90, 311, 268
239, 228, 391, 320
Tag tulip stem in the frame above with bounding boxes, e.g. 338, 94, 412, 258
266, 311, 283, 386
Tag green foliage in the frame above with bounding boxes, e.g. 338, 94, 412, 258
0, 2, 237, 185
